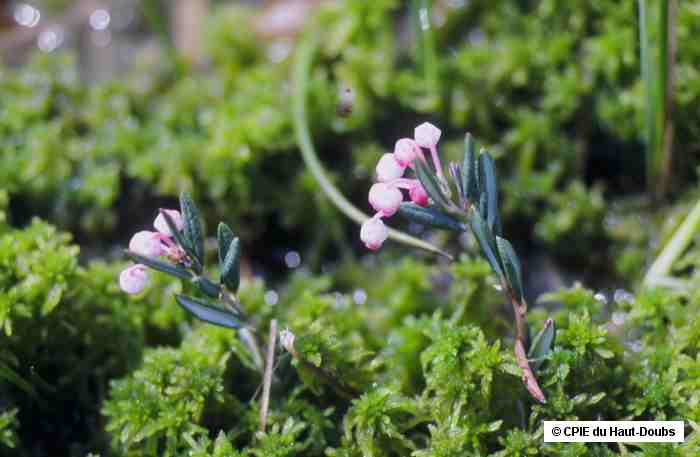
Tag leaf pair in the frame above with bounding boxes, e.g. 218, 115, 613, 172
468, 209, 524, 304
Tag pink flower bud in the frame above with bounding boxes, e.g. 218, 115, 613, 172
360, 216, 389, 250
369, 182, 403, 217
119, 264, 150, 294
154, 209, 184, 236
129, 231, 165, 257
376, 153, 406, 182
414, 122, 441, 148
409, 183, 429, 207
394, 138, 421, 167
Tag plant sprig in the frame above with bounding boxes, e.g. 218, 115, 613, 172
397, 133, 554, 403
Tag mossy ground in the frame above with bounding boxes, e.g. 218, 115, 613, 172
2, 1, 700, 456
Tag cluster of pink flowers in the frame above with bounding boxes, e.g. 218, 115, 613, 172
119, 209, 185, 294
360, 122, 443, 250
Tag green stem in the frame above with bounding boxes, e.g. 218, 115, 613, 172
413, 0, 439, 94
644, 197, 700, 286
292, 31, 452, 259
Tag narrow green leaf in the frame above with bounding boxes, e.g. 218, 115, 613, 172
478, 151, 501, 235
125, 250, 193, 280
398, 203, 466, 232
221, 237, 241, 292
462, 133, 479, 203
468, 208, 503, 278
0, 360, 38, 398
217, 223, 235, 267
195, 276, 221, 298
479, 191, 488, 224
175, 294, 242, 329
180, 192, 205, 267
496, 236, 524, 303
528, 318, 555, 370
414, 159, 450, 209
449, 162, 465, 205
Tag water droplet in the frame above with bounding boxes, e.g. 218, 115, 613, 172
353, 289, 367, 305
627, 340, 643, 353
264, 290, 278, 306
468, 28, 485, 45
284, 250, 301, 269
268, 40, 292, 63
14, 3, 40, 28
89, 8, 111, 30
418, 7, 430, 31
37, 26, 64, 53
613, 289, 634, 304
334, 292, 346, 308
611, 312, 626, 326
594, 292, 608, 304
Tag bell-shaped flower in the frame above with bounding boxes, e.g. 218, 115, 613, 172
128, 231, 165, 257
376, 153, 406, 182
154, 209, 184, 236
414, 122, 441, 148
360, 215, 389, 251
119, 264, 150, 294
369, 182, 403, 217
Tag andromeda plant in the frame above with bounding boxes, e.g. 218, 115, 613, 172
361, 123, 554, 403
119, 193, 264, 367
117, 193, 355, 431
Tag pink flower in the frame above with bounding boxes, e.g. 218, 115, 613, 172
129, 230, 165, 257
360, 215, 388, 250
409, 183, 429, 207
394, 138, 421, 167
369, 182, 403, 217
154, 209, 184, 236
414, 122, 441, 148
119, 264, 150, 294
376, 153, 406, 182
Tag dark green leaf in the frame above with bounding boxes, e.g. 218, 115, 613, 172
125, 250, 193, 280
528, 318, 555, 370
468, 208, 503, 278
0, 360, 37, 398
195, 276, 221, 298
414, 159, 450, 209
449, 162, 465, 205
398, 203, 466, 232
175, 294, 243, 329
478, 151, 501, 235
462, 133, 479, 203
180, 192, 204, 267
496, 236, 524, 303
217, 223, 235, 268
479, 191, 488, 223
221, 237, 241, 291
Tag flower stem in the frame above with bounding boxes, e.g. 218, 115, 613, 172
505, 283, 545, 403
292, 31, 452, 260
259, 319, 277, 433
